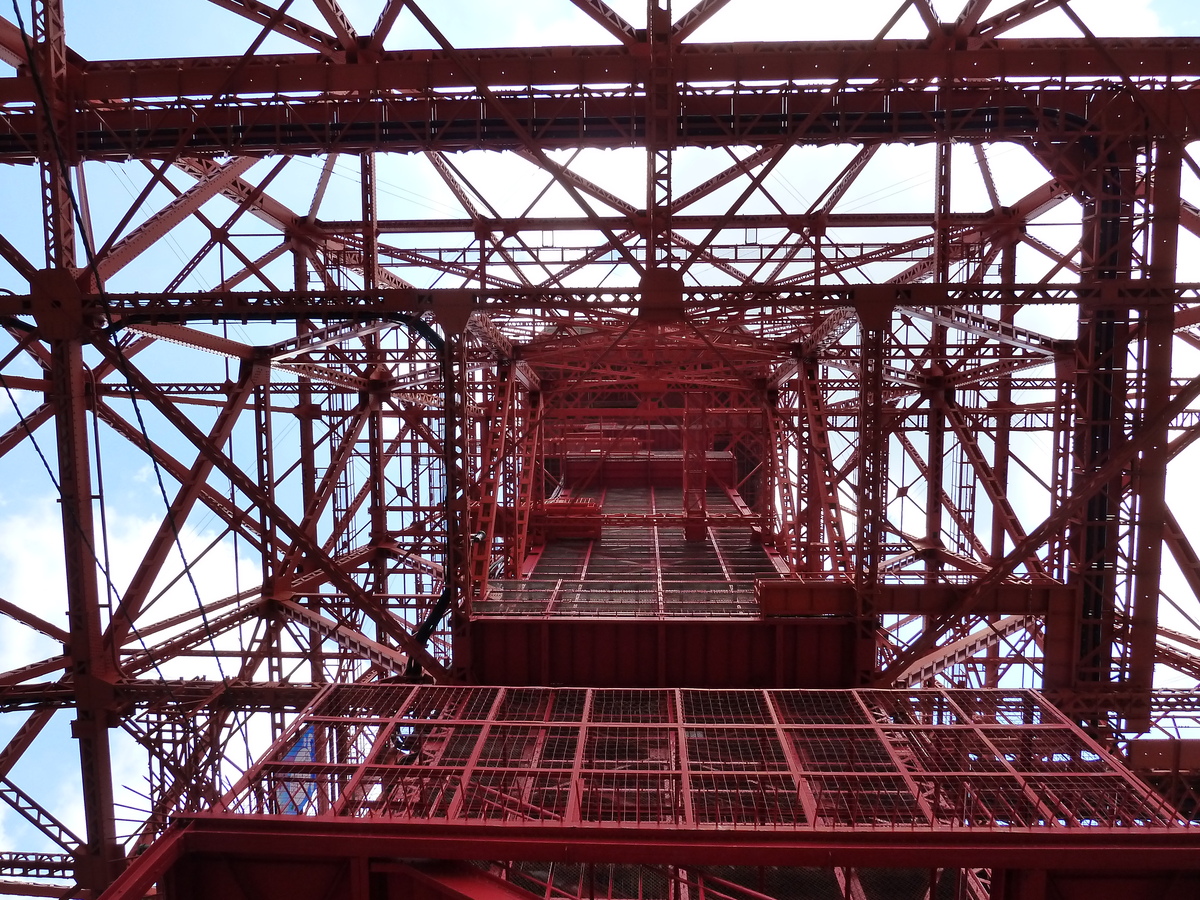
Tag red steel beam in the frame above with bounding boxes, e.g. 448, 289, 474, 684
672, 0, 733, 42
91, 341, 451, 679
205, 0, 342, 57
0, 597, 69, 645
166, 816, 1200, 870
104, 363, 258, 652
878, 364, 1200, 687
1127, 140, 1184, 712
8, 41, 1199, 103
896, 615, 1033, 687
6, 281, 1190, 325
32, 272, 121, 891
310, 0, 358, 50
92, 157, 258, 282
2, 43, 1200, 162
566, 0, 640, 46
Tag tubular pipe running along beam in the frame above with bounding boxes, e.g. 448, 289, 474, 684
2, 282, 1195, 323
2, 42, 1200, 162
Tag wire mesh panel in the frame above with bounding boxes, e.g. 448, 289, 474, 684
920, 774, 1045, 827
315, 683, 416, 719
786, 728, 896, 772
771, 692, 872, 725
460, 772, 572, 821
584, 727, 678, 770
690, 774, 805, 825
476, 726, 580, 769
590, 690, 676, 723
218, 686, 1188, 833
686, 728, 788, 772
859, 691, 962, 725
944, 690, 1057, 725
383, 686, 501, 722
578, 773, 683, 824
358, 767, 460, 818
682, 690, 773, 724
391, 723, 484, 767
882, 728, 1008, 773
810, 775, 928, 826
479, 579, 760, 615
983, 729, 1109, 773
1022, 774, 1178, 826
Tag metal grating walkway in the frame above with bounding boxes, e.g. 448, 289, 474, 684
218, 686, 1183, 831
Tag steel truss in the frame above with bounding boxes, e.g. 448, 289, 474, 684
2, 0, 1200, 898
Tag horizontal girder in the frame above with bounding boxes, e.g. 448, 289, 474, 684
2, 281, 1191, 324
1, 40, 1199, 162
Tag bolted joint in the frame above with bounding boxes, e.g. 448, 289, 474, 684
30, 268, 97, 340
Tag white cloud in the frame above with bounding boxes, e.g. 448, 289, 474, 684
0, 492, 266, 852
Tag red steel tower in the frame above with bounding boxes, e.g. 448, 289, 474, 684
2, 1, 1200, 897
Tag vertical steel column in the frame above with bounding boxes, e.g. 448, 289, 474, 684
469, 365, 515, 596
645, 0, 673, 268
924, 361, 948, 582
1126, 139, 1181, 721
765, 386, 800, 569
360, 154, 378, 291
366, 338, 390, 599
799, 360, 853, 575
442, 331, 471, 677
1047, 353, 1074, 582
990, 249, 1017, 563
360, 154, 390, 614
294, 250, 326, 684
932, 138, 953, 280
34, 0, 75, 272
507, 387, 541, 577
796, 397, 821, 571
1071, 313, 1124, 688
31, 0, 117, 883
58, 342, 118, 890
1066, 141, 1136, 690
683, 391, 708, 541
253, 376, 288, 737
927, 140, 954, 581
33, 273, 121, 892
987, 248, 1019, 689
855, 299, 891, 683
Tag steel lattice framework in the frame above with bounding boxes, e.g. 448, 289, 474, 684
3, 0, 1200, 897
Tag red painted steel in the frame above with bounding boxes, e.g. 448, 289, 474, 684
214, 685, 1180, 828
111, 687, 1200, 900
1, 1, 1200, 897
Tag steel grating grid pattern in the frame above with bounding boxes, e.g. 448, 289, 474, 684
477, 517, 784, 616
216, 685, 1182, 830
492, 860, 992, 900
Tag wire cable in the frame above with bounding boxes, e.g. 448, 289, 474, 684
0, 371, 175, 690
9, 0, 228, 681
